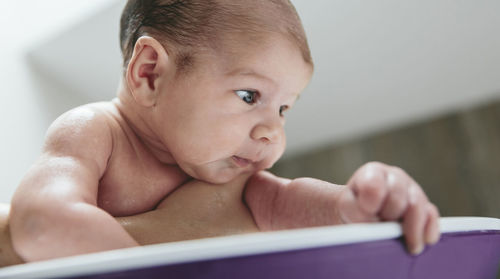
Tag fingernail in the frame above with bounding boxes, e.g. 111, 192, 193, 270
425, 232, 435, 245
411, 243, 424, 255
429, 232, 440, 245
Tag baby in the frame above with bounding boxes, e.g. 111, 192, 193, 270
9, 0, 440, 262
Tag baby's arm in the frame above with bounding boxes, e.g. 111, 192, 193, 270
244, 162, 440, 255
10, 107, 138, 262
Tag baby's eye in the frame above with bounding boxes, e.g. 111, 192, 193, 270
279, 105, 289, 117
235, 90, 258, 104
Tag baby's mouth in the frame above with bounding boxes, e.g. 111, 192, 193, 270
231, 156, 253, 168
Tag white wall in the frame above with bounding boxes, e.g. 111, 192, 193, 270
288, 0, 500, 152
1, 1, 500, 203
0, 0, 116, 203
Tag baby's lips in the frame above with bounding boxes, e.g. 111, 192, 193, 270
232, 156, 252, 167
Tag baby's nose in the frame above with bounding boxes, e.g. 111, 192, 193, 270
250, 122, 281, 144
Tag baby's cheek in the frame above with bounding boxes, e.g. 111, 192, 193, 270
263, 145, 286, 170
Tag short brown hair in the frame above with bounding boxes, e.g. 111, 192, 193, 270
120, 0, 313, 73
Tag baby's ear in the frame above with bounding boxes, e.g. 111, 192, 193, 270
126, 36, 170, 107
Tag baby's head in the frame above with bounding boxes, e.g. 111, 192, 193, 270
120, 0, 312, 75
119, 0, 313, 183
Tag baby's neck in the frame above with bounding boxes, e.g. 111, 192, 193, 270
112, 91, 177, 165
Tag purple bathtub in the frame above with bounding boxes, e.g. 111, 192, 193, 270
0, 217, 499, 279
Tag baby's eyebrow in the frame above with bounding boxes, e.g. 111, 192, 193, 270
227, 68, 275, 85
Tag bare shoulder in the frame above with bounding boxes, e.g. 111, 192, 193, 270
46, 102, 117, 142
42, 102, 119, 170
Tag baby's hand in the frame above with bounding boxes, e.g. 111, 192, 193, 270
337, 162, 440, 255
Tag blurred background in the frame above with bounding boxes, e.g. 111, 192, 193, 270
0, 0, 499, 218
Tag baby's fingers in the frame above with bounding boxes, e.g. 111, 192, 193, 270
348, 162, 389, 215
424, 203, 440, 245
337, 188, 380, 224
402, 185, 428, 255
379, 168, 411, 221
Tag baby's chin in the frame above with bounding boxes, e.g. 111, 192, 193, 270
181, 163, 261, 185
178, 155, 279, 185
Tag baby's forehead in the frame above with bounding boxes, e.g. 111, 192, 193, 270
210, 36, 312, 91
225, 34, 307, 66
